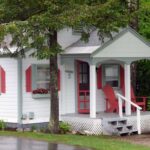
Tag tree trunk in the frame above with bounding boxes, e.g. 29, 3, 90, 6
48, 31, 59, 133
129, 0, 139, 31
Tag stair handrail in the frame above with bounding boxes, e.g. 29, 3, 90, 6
116, 93, 142, 135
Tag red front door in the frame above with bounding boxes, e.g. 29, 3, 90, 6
77, 61, 90, 113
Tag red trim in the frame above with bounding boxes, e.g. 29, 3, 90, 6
77, 61, 90, 113
58, 69, 60, 91
26, 66, 32, 92
120, 65, 124, 89
97, 65, 102, 89
1, 67, 6, 93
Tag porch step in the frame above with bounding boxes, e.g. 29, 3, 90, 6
126, 125, 133, 130
108, 121, 117, 126
102, 118, 138, 136
130, 130, 138, 135
119, 131, 130, 136
118, 120, 127, 125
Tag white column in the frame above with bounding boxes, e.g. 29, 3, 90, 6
60, 64, 66, 115
90, 64, 96, 118
124, 63, 131, 115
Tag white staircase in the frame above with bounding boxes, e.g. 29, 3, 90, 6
102, 118, 138, 136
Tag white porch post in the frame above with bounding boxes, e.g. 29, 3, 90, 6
60, 64, 66, 115
124, 63, 131, 115
90, 64, 96, 118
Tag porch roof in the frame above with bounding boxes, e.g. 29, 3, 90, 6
62, 27, 150, 59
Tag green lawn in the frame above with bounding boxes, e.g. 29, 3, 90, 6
0, 131, 149, 150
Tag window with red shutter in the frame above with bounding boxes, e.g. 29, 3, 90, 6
25, 64, 61, 94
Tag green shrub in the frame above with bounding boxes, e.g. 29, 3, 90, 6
0, 120, 6, 130
59, 122, 71, 134
31, 125, 37, 132
146, 97, 150, 111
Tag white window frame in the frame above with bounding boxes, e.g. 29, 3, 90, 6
32, 64, 50, 99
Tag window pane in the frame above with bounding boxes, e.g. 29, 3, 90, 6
79, 64, 83, 73
80, 102, 84, 109
36, 65, 50, 90
105, 66, 118, 77
106, 81, 118, 87
104, 65, 119, 87
79, 74, 82, 83
83, 74, 88, 83
37, 66, 49, 80
37, 82, 49, 89
83, 63, 88, 73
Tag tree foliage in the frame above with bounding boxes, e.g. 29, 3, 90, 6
0, 0, 132, 133
139, 0, 150, 40
135, 0, 150, 96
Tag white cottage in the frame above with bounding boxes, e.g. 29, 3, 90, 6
0, 27, 150, 135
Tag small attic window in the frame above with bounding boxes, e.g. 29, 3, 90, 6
72, 26, 82, 35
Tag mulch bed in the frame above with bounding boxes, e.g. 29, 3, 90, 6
119, 134, 150, 147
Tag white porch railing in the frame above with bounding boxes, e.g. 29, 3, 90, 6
116, 93, 142, 134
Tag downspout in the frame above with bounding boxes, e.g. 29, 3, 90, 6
0, 66, 1, 94
17, 58, 23, 127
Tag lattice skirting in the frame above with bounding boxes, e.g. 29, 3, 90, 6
127, 115, 150, 133
61, 116, 103, 135
62, 114, 150, 135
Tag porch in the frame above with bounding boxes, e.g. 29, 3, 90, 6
61, 112, 150, 135
60, 28, 150, 135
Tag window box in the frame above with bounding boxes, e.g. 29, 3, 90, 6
32, 93, 50, 99
32, 88, 50, 99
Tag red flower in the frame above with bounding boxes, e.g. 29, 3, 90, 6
32, 88, 49, 94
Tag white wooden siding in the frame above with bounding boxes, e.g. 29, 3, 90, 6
22, 58, 50, 123
96, 89, 106, 112
0, 58, 18, 123
61, 60, 76, 114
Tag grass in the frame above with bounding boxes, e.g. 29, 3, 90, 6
0, 131, 149, 150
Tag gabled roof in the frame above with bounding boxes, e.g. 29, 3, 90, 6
63, 30, 102, 54
92, 27, 150, 58
62, 27, 150, 58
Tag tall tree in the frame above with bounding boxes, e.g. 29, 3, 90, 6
139, 0, 150, 40
135, 0, 150, 96
0, 0, 129, 133
126, 0, 140, 91
128, 0, 139, 31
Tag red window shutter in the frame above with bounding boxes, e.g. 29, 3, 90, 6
58, 69, 60, 91
120, 65, 124, 89
97, 66, 102, 89
26, 66, 32, 92
1, 67, 6, 93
